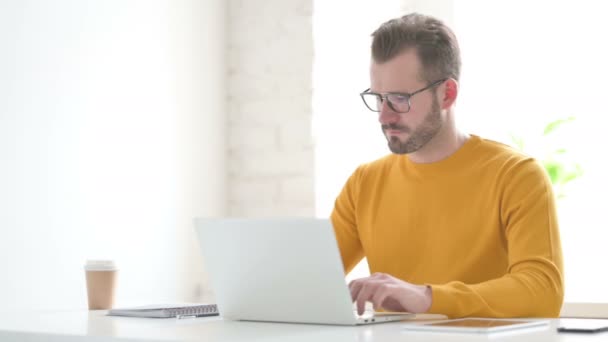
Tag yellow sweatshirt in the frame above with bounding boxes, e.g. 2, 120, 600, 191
331, 135, 564, 318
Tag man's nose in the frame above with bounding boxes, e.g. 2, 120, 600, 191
378, 101, 400, 125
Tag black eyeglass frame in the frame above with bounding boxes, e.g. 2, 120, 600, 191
360, 78, 448, 113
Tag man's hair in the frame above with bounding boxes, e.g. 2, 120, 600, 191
371, 13, 461, 83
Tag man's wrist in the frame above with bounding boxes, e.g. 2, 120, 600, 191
420, 285, 433, 313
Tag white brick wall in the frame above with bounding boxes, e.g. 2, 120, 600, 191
227, 0, 314, 217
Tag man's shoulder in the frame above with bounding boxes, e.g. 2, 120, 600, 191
474, 135, 533, 162
472, 135, 546, 177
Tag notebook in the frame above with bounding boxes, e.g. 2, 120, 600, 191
107, 303, 219, 318
194, 218, 415, 325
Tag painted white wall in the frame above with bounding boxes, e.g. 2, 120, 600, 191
227, 0, 314, 217
0, 0, 225, 311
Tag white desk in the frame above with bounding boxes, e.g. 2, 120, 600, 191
0, 310, 605, 342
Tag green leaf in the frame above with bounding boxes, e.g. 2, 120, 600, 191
543, 117, 574, 136
544, 162, 560, 184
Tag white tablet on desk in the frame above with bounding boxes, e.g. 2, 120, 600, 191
402, 318, 550, 334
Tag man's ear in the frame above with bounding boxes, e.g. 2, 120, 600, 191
441, 78, 458, 109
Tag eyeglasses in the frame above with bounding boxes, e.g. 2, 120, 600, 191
360, 79, 447, 113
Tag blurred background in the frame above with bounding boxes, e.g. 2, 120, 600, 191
0, 0, 605, 311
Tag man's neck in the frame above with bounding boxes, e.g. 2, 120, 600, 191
407, 117, 469, 164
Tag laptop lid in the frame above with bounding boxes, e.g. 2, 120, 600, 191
194, 218, 410, 325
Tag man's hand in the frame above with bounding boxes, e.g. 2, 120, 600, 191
348, 273, 432, 315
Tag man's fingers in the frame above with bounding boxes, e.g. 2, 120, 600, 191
354, 280, 384, 315
350, 274, 428, 314
370, 283, 407, 312
355, 283, 373, 315
370, 285, 391, 311
348, 276, 378, 301
348, 278, 363, 301
349, 274, 396, 315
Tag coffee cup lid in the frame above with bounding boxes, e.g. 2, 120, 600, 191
84, 260, 117, 271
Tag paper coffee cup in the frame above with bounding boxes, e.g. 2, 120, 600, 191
84, 260, 117, 310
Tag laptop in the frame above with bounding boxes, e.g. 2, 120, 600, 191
194, 218, 414, 325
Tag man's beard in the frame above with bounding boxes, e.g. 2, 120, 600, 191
381, 97, 442, 155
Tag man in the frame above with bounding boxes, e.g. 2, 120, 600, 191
331, 13, 564, 318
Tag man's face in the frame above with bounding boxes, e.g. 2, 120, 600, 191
370, 50, 443, 155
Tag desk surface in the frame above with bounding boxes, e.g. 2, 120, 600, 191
0, 310, 606, 342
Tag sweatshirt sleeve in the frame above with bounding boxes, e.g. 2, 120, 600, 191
331, 166, 365, 274
428, 158, 564, 318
